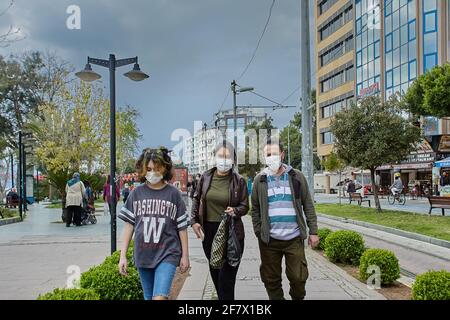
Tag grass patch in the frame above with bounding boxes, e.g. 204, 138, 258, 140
0, 207, 19, 219
315, 203, 450, 242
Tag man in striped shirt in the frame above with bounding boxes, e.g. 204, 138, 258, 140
251, 138, 319, 300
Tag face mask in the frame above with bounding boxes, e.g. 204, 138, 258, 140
146, 171, 163, 185
216, 157, 233, 173
265, 155, 281, 173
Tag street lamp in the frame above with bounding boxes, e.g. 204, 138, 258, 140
231, 80, 254, 173
76, 54, 149, 254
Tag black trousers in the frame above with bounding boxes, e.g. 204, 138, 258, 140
66, 205, 82, 226
202, 221, 244, 300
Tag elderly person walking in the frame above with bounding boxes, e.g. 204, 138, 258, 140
65, 172, 86, 227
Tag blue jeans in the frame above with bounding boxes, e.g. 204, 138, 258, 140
138, 262, 177, 300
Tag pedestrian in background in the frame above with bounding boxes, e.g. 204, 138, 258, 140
65, 172, 85, 227
122, 183, 130, 204
103, 175, 120, 215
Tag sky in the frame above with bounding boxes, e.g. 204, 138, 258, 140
0, 0, 315, 153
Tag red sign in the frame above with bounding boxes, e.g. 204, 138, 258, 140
170, 167, 188, 193
359, 82, 380, 97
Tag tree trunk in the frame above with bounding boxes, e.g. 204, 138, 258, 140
370, 168, 381, 212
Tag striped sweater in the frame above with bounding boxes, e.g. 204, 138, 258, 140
265, 165, 301, 240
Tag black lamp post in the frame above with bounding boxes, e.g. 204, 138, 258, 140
76, 55, 149, 254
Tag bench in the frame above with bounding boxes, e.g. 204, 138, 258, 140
427, 196, 450, 216
349, 192, 371, 207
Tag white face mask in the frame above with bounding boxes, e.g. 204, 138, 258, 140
146, 171, 163, 185
216, 157, 233, 173
265, 155, 281, 173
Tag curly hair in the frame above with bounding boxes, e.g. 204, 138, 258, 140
136, 147, 173, 182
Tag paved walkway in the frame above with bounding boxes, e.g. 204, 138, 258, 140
179, 216, 386, 300
317, 215, 450, 278
0, 203, 125, 300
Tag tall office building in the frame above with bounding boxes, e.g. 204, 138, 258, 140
315, 0, 449, 156
314, 0, 449, 191
315, 0, 356, 159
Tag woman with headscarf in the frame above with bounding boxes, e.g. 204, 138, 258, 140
65, 172, 86, 227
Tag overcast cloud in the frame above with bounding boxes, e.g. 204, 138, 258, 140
0, 0, 315, 152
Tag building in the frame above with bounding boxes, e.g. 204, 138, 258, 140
184, 108, 268, 175
314, 0, 450, 192
315, 0, 356, 159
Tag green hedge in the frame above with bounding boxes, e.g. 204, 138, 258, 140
37, 288, 100, 300
324, 230, 365, 265
80, 262, 143, 300
316, 228, 333, 251
359, 249, 400, 285
412, 270, 450, 300
37, 244, 142, 300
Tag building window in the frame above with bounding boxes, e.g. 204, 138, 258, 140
384, 0, 418, 100
321, 131, 335, 145
320, 96, 354, 119
318, 0, 339, 16
319, 4, 353, 41
422, 0, 438, 73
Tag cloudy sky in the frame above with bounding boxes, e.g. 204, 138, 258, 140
1, 0, 315, 152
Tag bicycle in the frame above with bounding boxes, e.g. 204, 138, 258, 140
387, 188, 406, 205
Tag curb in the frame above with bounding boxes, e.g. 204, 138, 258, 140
317, 213, 450, 250
0, 217, 22, 226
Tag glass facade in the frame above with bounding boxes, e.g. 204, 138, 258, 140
384, 0, 417, 99
356, 0, 381, 98
422, 0, 438, 72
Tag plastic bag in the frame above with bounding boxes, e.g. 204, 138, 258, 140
227, 217, 242, 267
210, 214, 228, 269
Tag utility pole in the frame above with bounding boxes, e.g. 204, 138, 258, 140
18, 131, 23, 220
10, 153, 14, 188
288, 125, 291, 166
300, 0, 314, 200
231, 80, 238, 173
203, 122, 208, 172
22, 143, 27, 211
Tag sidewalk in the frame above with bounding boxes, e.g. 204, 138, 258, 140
179, 216, 386, 300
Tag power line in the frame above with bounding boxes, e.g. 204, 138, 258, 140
237, 0, 276, 80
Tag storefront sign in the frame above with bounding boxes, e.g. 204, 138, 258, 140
401, 152, 435, 164
438, 135, 450, 152
359, 82, 380, 97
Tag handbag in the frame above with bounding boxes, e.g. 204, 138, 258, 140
227, 217, 242, 267
210, 214, 228, 269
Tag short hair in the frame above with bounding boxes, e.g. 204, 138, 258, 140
136, 147, 173, 182
214, 140, 236, 163
264, 136, 284, 152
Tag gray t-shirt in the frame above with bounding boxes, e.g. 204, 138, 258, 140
118, 183, 188, 268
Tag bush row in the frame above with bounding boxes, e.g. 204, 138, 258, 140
315, 228, 450, 299
38, 241, 143, 300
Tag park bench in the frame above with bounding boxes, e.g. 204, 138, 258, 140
349, 192, 371, 207
427, 196, 450, 216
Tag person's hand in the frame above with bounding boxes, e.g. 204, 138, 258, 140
179, 256, 190, 274
308, 235, 320, 249
192, 223, 204, 240
225, 207, 236, 217
118, 256, 128, 276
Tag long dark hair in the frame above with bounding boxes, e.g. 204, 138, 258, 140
136, 147, 173, 183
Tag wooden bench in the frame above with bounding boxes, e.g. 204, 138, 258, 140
427, 196, 450, 216
349, 192, 371, 207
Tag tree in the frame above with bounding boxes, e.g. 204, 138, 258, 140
403, 63, 450, 117
330, 95, 421, 211
322, 151, 346, 204
280, 113, 301, 169
0, 1, 24, 48
238, 117, 275, 178
116, 105, 141, 175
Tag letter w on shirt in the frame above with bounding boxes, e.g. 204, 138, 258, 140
143, 217, 166, 243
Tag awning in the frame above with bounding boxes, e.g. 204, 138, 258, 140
435, 157, 450, 168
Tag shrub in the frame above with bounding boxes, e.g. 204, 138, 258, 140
103, 246, 134, 267
37, 288, 100, 300
316, 228, 333, 251
80, 262, 143, 300
412, 270, 450, 300
359, 249, 400, 285
324, 230, 365, 265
